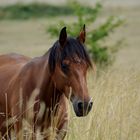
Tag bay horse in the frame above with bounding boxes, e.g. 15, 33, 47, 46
0, 25, 93, 139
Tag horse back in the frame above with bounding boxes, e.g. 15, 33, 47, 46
0, 53, 30, 66
0, 53, 30, 82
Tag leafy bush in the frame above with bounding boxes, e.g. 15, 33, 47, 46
0, 3, 74, 19
47, 1, 124, 67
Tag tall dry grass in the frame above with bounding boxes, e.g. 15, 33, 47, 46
65, 68, 140, 140
1, 68, 140, 140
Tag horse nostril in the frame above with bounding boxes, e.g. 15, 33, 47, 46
88, 101, 93, 110
77, 102, 83, 110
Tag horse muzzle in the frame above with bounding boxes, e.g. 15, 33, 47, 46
72, 98, 93, 117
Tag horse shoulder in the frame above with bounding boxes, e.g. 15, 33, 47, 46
10, 57, 47, 102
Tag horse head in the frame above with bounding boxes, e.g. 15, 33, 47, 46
49, 25, 93, 117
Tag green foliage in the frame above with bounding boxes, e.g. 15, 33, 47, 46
0, 3, 74, 19
0, 2, 95, 20
48, 1, 124, 67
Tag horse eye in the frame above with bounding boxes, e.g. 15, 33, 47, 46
61, 63, 69, 73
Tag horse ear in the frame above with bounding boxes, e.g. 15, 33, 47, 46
59, 27, 67, 47
78, 24, 86, 43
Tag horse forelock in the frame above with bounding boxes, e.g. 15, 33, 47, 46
48, 37, 92, 74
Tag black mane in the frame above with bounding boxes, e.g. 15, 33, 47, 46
48, 37, 92, 73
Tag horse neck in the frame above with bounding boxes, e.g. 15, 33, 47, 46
35, 55, 62, 109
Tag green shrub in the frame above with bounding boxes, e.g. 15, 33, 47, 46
0, 3, 74, 19
47, 1, 124, 67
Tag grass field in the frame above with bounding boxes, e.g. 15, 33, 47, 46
0, 2, 140, 140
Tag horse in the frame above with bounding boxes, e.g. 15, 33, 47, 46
0, 25, 93, 139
